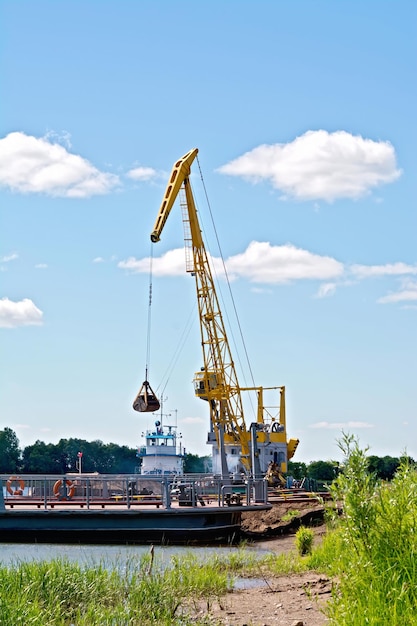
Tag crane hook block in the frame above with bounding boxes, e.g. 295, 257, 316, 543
133, 380, 161, 413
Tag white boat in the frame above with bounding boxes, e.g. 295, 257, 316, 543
137, 416, 184, 476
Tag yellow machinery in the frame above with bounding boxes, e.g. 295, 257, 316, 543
151, 149, 299, 477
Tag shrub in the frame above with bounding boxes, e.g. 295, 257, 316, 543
326, 433, 417, 625
295, 526, 314, 556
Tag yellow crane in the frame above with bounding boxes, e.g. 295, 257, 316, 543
150, 149, 299, 478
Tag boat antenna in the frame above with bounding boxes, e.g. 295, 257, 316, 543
159, 393, 168, 427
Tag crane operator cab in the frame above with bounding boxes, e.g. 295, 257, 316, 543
132, 380, 161, 413
194, 369, 218, 402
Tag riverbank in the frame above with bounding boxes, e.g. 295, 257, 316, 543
0, 497, 331, 625
194, 500, 331, 625
241, 497, 326, 537
194, 527, 331, 626
0, 528, 330, 625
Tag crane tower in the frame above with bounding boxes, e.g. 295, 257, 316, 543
150, 149, 299, 478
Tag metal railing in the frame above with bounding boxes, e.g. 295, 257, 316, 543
1, 474, 269, 511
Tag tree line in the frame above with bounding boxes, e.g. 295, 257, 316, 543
289, 454, 415, 484
0, 428, 211, 475
0, 427, 412, 480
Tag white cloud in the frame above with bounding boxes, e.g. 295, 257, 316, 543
310, 421, 374, 429
118, 242, 344, 285
180, 416, 205, 425
351, 262, 417, 279
0, 132, 120, 198
0, 297, 43, 328
347, 264, 417, 305
217, 130, 401, 201
377, 279, 417, 304
93, 257, 105, 263
126, 166, 158, 181
118, 242, 417, 308
315, 283, 337, 298
118, 248, 186, 276
251, 286, 273, 295
1, 253, 19, 273
226, 241, 344, 284
35, 263, 48, 269
1, 253, 19, 263
44, 129, 72, 149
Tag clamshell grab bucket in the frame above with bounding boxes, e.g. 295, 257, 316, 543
133, 381, 161, 413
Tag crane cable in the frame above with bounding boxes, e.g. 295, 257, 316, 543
195, 156, 257, 391
132, 242, 161, 414
155, 301, 197, 397
144, 243, 154, 383
145, 234, 197, 399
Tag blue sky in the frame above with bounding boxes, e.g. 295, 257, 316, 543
1, 1, 416, 463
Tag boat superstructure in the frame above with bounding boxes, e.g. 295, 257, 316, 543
137, 416, 184, 476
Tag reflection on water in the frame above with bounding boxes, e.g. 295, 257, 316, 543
0, 542, 273, 570
233, 577, 269, 590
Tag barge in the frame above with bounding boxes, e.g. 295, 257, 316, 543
0, 473, 270, 544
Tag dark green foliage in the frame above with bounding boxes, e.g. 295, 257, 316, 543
367, 454, 400, 480
21, 440, 62, 473
183, 453, 212, 473
0, 424, 413, 482
21, 437, 137, 474
0, 428, 21, 473
307, 460, 339, 482
287, 461, 307, 479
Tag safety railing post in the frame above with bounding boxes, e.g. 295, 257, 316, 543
126, 478, 130, 509
0, 479, 5, 512
162, 479, 171, 509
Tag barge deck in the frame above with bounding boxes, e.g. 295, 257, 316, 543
1, 473, 270, 544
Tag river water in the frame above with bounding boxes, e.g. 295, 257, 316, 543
0, 542, 273, 570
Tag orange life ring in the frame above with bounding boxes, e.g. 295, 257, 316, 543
53, 479, 75, 499
6, 476, 25, 496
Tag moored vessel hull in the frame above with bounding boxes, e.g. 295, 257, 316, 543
1, 473, 270, 544
0, 507, 246, 544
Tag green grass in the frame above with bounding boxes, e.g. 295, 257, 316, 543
0, 554, 227, 625
281, 508, 301, 521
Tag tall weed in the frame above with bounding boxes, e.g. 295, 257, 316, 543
327, 433, 417, 625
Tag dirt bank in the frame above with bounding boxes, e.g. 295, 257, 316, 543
241, 498, 326, 538
194, 571, 331, 625
197, 499, 331, 625
196, 525, 331, 626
